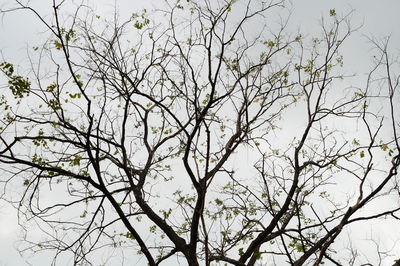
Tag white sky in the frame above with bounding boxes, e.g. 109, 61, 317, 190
0, 0, 399, 265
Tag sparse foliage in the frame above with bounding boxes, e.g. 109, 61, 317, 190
0, 0, 399, 265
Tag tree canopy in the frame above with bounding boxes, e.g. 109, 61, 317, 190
0, 0, 399, 265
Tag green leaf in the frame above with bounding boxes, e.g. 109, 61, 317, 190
54, 40, 63, 50
122, 232, 135, 240
80, 210, 87, 218
70, 155, 82, 166
149, 225, 157, 233
69, 93, 81, 99
46, 82, 57, 92
0, 62, 30, 98
252, 251, 262, 260
296, 243, 304, 252
267, 40, 275, 47
215, 198, 223, 205
238, 248, 244, 255
48, 99, 61, 110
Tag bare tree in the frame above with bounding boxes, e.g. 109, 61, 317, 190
0, 0, 399, 265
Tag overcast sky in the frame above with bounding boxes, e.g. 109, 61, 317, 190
0, 0, 399, 265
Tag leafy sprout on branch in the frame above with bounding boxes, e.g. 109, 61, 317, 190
0, 0, 399, 265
